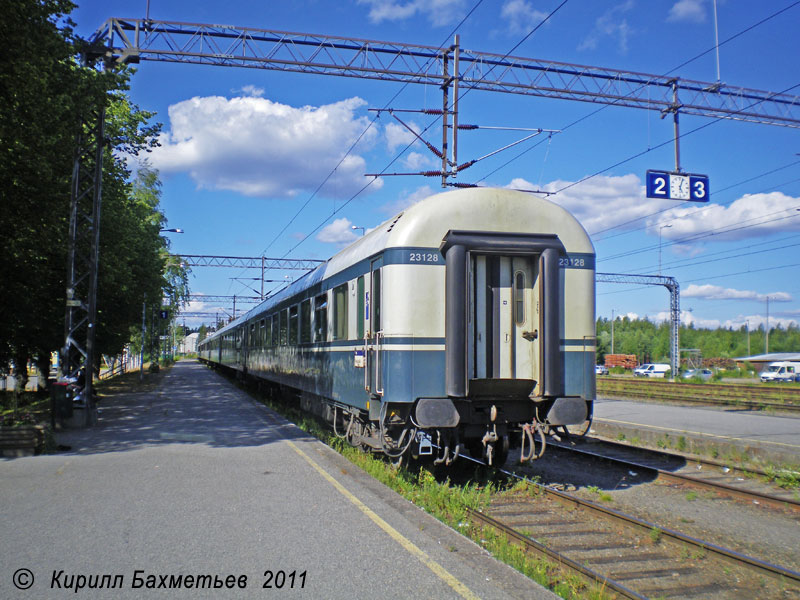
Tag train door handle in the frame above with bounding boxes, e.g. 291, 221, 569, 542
522, 330, 538, 341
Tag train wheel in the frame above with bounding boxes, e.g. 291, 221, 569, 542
565, 418, 592, 437
491, 435, 510, 467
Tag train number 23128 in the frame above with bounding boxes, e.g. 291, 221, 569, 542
409, 252, 440, 263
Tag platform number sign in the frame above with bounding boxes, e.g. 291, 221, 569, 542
646, 170, 709, 202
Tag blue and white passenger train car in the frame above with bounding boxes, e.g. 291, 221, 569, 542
199, 187, 595, 465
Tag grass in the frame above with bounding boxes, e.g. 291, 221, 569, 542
246, 382, 614, 600
763, 465, 800, 490
649, 527, 663, 544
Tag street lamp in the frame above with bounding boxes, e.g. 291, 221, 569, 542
611, 309, 616, 354
351, 225, 365, 236
658, 224, 672, 275
160, 228, 184, 233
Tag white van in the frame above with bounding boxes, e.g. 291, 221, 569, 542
636, 363, 671, 378
759, 361, 800, 383
633, 363, 653, 377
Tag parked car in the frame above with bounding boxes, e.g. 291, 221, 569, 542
595, 365, 608, 375
635, 363, 671, 378
682, 368, 713, 381
759, 361, 800, 383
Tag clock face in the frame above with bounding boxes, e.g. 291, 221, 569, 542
669, 174, 690, 200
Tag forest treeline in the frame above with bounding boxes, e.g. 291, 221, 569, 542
596, 317, 800, 365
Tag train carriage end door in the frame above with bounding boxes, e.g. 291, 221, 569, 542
470, 254, 541, 392
366, 257, 384, 396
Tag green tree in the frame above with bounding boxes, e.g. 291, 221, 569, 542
0, 0, 189, 387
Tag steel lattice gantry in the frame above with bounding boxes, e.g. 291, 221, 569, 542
64, 17, 796, 425
90, 18, 800, 128
596, 273, 680, 376
176, 255, 324, 270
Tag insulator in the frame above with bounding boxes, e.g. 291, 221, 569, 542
420, 171, 444, 177
422, 109, 445, 115
456, 160, 476, 172
457, 124, 479, 130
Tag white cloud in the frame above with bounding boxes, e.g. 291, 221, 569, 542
234, 84, 265, 97
177, 296, 233, 327
385, 121, 422, 153
508, 174, 676, 236
500, 0, 549, 35
619, 310, 798, 330
578, 1, 635, 54
404, 151, 436, 170
649, 192, 800, 243
668, 0, 706, 23
317, 217, 360, 244
150, 95, 381, 199
723, 314, 799, 330
650, 310, 721, 328
357, 0, 466, 26
683, 284, 792, 303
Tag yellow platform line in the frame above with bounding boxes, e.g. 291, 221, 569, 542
596, 417, 800, 450
286, 440, 480, 600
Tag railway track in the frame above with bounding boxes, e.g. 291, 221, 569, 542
597, 378, 800, 411
547, 436, 800, 513
470, 471, 800, 599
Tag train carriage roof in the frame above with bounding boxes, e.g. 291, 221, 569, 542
205, 187, 593, 339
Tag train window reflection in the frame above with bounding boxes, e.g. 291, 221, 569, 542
315, 293, 328, 342
333, 284, 348, 340
514, 271, 525, 325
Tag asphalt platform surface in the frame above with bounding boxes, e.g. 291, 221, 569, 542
592, 396, 800, 466
0, 361, 557, 600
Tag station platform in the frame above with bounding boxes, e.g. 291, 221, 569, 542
592, 397, 800, 467
0, 361, 556, 599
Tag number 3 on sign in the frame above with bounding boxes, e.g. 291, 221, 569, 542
689, 176, 709, 202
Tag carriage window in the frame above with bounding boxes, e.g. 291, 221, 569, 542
259, 319, 266, 346
300, 299, 311, 344
279, 310, 288, 345
270, 314, 278, 346
314, 293, 328, 342
289, 305, 299, 345
372, 267, 382, 333
333, 283, 348, 340
514, 271, 525, 325
357, 276, 365, 339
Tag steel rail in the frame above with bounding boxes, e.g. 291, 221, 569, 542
548, 439, 800, 512
598, 389, 800, 412
503, 474, 800, 586
600, 377, 800, 399
466, 508, 647, 600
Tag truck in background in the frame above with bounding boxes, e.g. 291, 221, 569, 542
759, 361, 800, 383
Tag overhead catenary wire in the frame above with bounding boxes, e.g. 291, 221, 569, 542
599, 204, 800, 264
591, 164, 800, 242
222, 0, 488, 299
472, 2, 800, 195
275, 0, 572, 265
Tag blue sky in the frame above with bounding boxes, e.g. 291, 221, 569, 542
70, 1, 800, 336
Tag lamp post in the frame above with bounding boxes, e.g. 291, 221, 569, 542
659, 224, 672, 275
766, 296, 770, 354
351, 225, 365, 236
160, 228, 184, 233
611, 309, 616, 354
